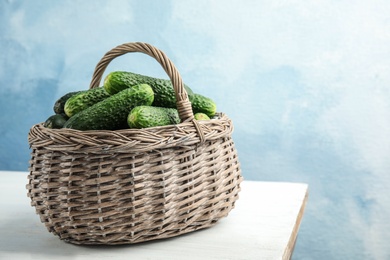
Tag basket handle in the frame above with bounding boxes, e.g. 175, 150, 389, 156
89, 42, 194, 122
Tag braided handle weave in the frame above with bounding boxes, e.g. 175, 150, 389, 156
89, 42, 194, 122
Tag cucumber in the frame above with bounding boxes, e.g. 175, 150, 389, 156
127, 106, 180, 129
63, 84, 154, 131
104, 71, 217, 116
104, 71, 194, 108
53, 91, 82, 114
64, 87, 110, 117
194, 113, 210, 121
44, 114, 68, 129
189, 93, 216, 118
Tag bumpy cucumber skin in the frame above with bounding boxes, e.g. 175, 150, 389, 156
104, 71, 194, 108
127, 106, 180, 129
64, 87, 110, 117
53, 91, 82, 114
189, 94, 216, 118
63, 84, 154, 131
44, 114, 68, 129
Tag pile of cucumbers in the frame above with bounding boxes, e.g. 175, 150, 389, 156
44, 71, 217, 131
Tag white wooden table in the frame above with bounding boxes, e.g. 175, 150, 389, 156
0, 171, 308, 260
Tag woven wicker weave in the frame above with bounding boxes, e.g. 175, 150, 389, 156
27, 42, 242, 245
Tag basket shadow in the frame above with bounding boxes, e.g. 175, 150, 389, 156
73, 227, 210, 250
0, 211, 78, 257
0, 208, 213, 257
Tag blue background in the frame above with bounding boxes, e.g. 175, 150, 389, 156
1, 1, 390, 259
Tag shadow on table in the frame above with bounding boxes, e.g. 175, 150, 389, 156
0, 210, 76, 257
0, 207, 207, 257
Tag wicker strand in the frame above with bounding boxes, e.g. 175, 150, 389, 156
191, 119, 206, 144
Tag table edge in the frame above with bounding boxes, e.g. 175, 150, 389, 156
282, 187, 309, 260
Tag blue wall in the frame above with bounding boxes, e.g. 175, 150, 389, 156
2, 1, 390, 259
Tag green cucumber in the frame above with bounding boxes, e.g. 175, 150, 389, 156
104, 71, 194, 108
53, 91, 82, 114
63, 84, 154, 131
44, 114, 68, 129
104, 71, 217, 117
189, 93, 216, 118
127, 106, 180, 129
194, 113, 210, 121
64, 87, 110, 117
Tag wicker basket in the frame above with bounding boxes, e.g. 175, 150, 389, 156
26, 42, 242, 245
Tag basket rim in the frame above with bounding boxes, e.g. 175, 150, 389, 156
28, 112, 234, 153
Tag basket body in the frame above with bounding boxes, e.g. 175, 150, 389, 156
27, 113, 242, 245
